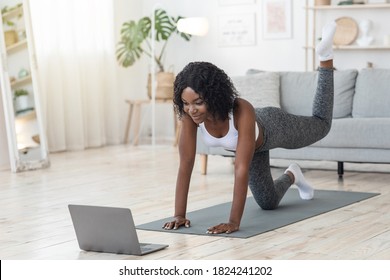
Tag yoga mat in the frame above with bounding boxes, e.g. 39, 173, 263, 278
137, 189, 379, 238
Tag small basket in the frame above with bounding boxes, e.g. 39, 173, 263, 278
315, 0, 331, 5
5, 30, 18, 47
147, 72, 175, 100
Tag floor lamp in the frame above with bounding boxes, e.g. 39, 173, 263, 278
177, 17, 209, 37
150, 9, 209, 146
150, 3, 160, 146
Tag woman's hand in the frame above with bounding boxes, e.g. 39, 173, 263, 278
162, 216, 191, 230
207, 222, 239, 234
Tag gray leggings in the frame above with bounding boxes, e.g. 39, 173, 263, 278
249, 67, 334, 210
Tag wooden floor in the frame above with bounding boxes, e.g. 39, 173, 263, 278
1, 144, 390, 260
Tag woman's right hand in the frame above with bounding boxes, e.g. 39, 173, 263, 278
162, 216, 190, 230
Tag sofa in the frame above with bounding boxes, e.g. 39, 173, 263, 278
196, 68, 390, 177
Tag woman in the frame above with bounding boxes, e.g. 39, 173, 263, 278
163, 22, 336, 234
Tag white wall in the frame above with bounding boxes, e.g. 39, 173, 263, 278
114, 0, 308, 141
143, 0, 307, 74
2, 0, 389, 153
114, 0, 390, 142
136, 0, 390, 72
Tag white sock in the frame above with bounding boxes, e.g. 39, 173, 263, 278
316, 21, 337, 62
285, 163, 314, 200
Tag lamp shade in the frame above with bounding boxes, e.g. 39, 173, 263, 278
177, 17, 209, 36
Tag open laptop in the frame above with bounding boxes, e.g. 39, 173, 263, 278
68, 204, 168, 255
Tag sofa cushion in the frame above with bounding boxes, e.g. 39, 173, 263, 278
312, 118, 390, 149
232, 72, 280, 108
279, 69, 358, 118
352, 68, 390, 118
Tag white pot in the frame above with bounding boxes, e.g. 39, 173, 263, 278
15, 95, 31, 112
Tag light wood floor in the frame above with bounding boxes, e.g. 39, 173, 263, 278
1, 144, 389, 260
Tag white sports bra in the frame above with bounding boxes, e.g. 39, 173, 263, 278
198, 113, 259, 151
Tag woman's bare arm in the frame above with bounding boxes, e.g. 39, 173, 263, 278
163, 114, 198, 229
207, 99, 256, 234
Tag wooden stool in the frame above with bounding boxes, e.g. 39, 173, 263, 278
124, 99, 180, 146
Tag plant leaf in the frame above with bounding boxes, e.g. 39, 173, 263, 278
117, 18, 151, 67
154, 9, 175, 42
116, 9, 192, 69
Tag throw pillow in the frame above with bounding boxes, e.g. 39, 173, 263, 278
352, 68, 390, 118
231, 72, 280, 108
279, 69, 357, 118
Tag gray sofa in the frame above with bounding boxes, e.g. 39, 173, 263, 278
196, 68, 390, 177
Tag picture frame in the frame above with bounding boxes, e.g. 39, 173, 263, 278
218, 13, 256, 47
262, 0, 292, 39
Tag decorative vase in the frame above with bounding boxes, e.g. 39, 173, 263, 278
18, 68, 30, 79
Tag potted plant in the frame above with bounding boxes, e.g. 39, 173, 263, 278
116, 9, 191, 99
14, 88, 30, 113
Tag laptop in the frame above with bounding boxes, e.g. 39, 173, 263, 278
68, 204, 168, 255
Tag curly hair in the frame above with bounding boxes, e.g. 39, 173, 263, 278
173, 61, 238, 121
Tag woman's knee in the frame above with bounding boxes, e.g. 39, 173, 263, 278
312, 118, 332, 141
251, 193, 279, 210
320, 119, 332, 138
259, 203, 278, 210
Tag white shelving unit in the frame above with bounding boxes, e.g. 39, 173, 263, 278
2, 4, 34, 113
304, 1, 390, 70
0, 0, 49, 172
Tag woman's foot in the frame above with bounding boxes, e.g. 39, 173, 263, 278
316, 21, 337, 62
285, 163, 314, 200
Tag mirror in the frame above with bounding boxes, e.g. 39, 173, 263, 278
0, 0, 49, 172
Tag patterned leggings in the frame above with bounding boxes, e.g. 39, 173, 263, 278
249, 67, 334, 210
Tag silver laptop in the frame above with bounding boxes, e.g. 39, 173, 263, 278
68, 204, 168, 255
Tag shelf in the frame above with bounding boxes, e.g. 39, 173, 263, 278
1, 5, 23, 21
6, 39, 27, 54
304, 1, 390, 71
11, 75, 32, 88
306, 4, 390, 10
333, 45, 390, 50
304, 45, 390, 50
15, 108, 35, 120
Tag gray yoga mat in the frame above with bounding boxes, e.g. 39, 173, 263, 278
137, 189, 379, 238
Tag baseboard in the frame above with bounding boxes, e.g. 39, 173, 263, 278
0, 163, 10, 171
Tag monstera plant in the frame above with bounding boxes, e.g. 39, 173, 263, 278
116, 9, 191, 99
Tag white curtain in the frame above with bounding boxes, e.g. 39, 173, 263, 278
29, 0, 121, 152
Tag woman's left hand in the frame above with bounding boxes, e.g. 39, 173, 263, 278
207, 222, 239, 234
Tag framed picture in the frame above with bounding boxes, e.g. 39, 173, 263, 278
262, 0, 292, 39
218, 13, 256, 47
219, 0, 256, 6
